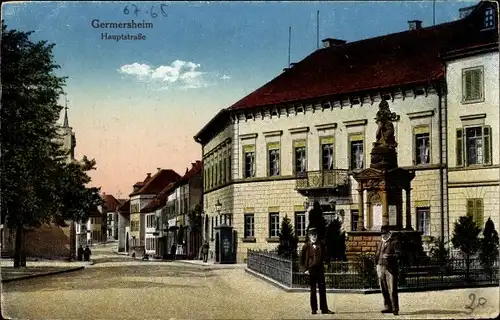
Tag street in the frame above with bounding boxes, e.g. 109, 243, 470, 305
1, 244, 499, 319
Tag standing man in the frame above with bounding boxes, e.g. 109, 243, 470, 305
300, 227, 334, 315
374, 225, 401, 315
202, 241, 209, 263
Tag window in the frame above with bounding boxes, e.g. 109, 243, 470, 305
414, 127, 430, 165
218, 159, 222, 184
349, 135, 364, 170
416, 207, 430, 236
243, 145, 255, 178
146, 238, 156, 251
146, 215, 156, 228
321, 137, 334, 170
456, 126, 492, 166
462, 67, 483, 103
244, 214, 255, 238
227, 150, 232, 182
269, 212, 280, 238
351, 210, 359, 231
211, 216, 214, 239
294, 211, 306, 237
222, 157, 226, 183
294, 140, 307, 174
467, 198, 484, 227
268, 143, 280, 176
484, 7, 495, 29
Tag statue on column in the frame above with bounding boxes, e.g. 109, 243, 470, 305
371, 100, 399, 169
373, 100, 398, 150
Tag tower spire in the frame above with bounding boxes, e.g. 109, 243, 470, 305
63, 94, 69, 128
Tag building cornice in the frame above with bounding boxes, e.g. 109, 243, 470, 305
240, 133, 258, 140
343, 119, 368, 127
407, 109, 435, 119
288, 126, 310, 134
459, 113, 487, 121
263, 130, 283, 137
315, 123, 337, 131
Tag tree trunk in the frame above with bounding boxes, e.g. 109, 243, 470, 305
13, 225, 26, 268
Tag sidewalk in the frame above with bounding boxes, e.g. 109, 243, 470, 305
1, 258, 93, 283
178, 259, 247, 269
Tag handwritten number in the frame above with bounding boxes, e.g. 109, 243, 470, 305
150, 6, 158, 18
123, 6, 129, 15
465, 293, 487, 314
160, 4, 168, 17
132, 4, 139, 16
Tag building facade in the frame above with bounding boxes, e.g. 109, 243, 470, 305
195, 2, 499, 263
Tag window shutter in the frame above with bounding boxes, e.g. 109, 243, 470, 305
483, 126, 492, 165
466, 199, 475, 218
475, 199, 484, 227
456, 129, 464, 166
472, 69, 482, 100
464, 71, 473, 100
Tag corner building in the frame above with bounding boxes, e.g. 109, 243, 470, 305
194, 2, 499, 263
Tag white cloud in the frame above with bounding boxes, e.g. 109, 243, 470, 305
118, 60, 228, 89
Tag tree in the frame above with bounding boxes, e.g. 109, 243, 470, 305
451, 215, 481, 280
1, 22, 101, 267
479, 218, 499, 275
277, 215, 298, 259
307, 201, 326, 241
188, 203, 203, 233
325, 218, 347, 262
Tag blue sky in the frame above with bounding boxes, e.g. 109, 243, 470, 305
2, 1, 477, 197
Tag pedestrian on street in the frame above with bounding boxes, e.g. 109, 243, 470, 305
374, 225, 401, 316
202, 241, 209, 263
84, 245, 92, 262
299, 227, 334, 315
77, 245, 84, 261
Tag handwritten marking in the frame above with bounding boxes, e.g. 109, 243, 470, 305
123, 4, 168, 19
465, 293, 487, 314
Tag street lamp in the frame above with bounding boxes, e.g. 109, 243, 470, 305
215, 199, 223, 224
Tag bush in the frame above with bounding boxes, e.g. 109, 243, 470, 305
451, 215, 481, 281
428, 237, 451, 275
479, 218, 499, 275
325, 218, 347, 262
354, 253, 378, 288
277, 215, 299, 259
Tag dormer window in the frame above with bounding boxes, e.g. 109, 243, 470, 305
484, 7, 495, 29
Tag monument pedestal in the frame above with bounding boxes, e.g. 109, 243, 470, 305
346, 231, 381, 261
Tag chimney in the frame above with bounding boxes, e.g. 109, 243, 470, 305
290, 62, 297, 68
408, 20, 422, 30
191, 162, 196, 168
147, 173, 151, 178
322, 38, 347, 48
157, 167, 161, 172
185, 167, 189, 174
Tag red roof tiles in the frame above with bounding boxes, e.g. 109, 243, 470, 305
102, 194, 121, 212
229, 8, 497, 111
134, 169, 181, 196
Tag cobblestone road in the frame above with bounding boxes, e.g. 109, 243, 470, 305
2, 244, 498, 319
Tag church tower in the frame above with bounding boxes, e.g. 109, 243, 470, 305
60, 94, 76, 162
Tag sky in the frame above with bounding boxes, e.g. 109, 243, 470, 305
2, 0, 476, 198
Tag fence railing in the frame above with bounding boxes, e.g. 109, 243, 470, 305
247, 249, 499, 290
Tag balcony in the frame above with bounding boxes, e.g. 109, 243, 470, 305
295, 169, 349, 194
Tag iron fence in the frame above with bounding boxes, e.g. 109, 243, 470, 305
247, 249, 499, 290
247, 249, 293, 287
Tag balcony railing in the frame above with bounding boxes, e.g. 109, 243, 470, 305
295, 169, 349, 190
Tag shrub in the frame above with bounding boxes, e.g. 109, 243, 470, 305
479, 218, 499, 276
325, 218, 348, 262
354, 253, 378, 289
451, 215, 481, 281
277, 215, 299, 259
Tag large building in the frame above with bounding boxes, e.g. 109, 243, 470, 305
194, 2, 499, 263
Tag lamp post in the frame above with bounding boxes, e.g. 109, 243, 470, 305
215, 199, 223, 224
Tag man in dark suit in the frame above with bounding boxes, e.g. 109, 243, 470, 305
300, 227, 334, 315
374, 225, 401, 315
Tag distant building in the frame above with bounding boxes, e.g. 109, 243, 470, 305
194, 2, 498, 263
117, 199, 131, 253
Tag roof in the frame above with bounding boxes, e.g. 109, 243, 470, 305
140, 182, 177, 213
178, 160, 202, 185
89, 206, 102, 218
133, 169, 181, 196
129, 172, 155, 197
118, 199, 130, 214
229, 5, 497, 111
102, 194, 121, 212
194, 1, 497, 144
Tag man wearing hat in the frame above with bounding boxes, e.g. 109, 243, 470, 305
374, 225, 401, 315
299, 227, 334, 315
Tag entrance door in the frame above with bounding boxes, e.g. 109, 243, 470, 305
125, 232, 129, 252
215, 233, 220, 263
